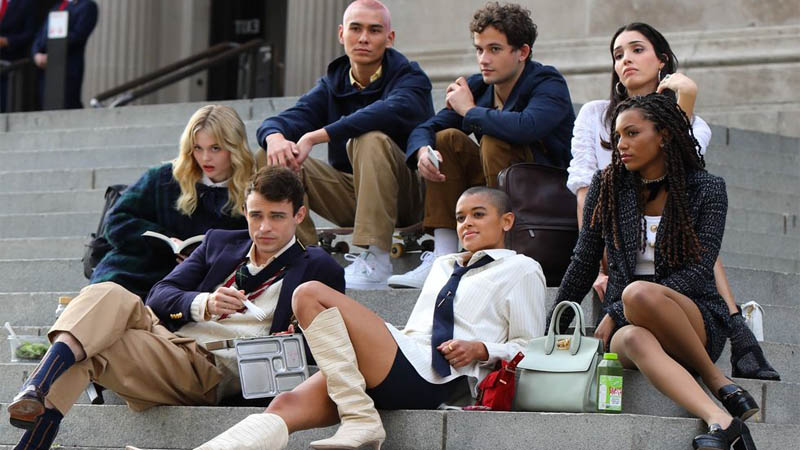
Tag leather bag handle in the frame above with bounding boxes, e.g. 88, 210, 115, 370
544, 301, 586, 356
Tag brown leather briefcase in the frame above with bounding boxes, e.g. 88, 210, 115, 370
497, 163, 578, 287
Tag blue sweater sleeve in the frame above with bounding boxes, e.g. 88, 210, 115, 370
256, 81, 330, 147
4, 3, 37, 49
462, 74, 572, 145
405, 107, 464, 162
323, 69, 433, 145
66, 1, 98, 50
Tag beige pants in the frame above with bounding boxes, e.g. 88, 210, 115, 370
295, 131, 423, 252
45, 282, 222, 414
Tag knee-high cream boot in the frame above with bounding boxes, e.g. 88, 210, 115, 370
304, 307, 385, 450
192, 413, 288, 450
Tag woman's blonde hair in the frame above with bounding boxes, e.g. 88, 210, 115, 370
173, 105, 255, 217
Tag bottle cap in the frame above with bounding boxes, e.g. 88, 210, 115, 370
603, 352, 618, 360
58, 296, 73, 305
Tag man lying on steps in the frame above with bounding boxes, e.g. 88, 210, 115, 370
6, 167, 344, 450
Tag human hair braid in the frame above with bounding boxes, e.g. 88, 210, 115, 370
591, 93, 706, 267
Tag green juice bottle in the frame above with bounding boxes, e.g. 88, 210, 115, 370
597, 352, 623, 413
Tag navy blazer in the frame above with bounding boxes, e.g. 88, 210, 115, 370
32, 0, 97, 108
0, 0, 37, 61
146, 229, 345, 334
405, 59, 575, 169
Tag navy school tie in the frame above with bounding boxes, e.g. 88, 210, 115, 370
431, 254, 494, 377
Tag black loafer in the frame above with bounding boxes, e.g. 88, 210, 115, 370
7, 385, 46, 430
693, 418, 757, 450
718, 384, 760, 422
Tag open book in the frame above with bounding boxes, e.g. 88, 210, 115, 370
142, 231, 205, 256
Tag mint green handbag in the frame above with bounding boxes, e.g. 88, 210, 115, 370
513, 301, 603, 412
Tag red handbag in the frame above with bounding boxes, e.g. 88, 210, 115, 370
475, 352, 525, 411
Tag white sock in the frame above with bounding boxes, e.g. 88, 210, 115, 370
433, 228, 459, 257
368, 245, 391, 267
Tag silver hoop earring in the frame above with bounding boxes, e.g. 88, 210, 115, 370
658, 69, 663, 81
615, 81, 626, 97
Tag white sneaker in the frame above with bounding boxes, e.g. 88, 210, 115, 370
387, 251, 434, 289
343, 252, 391, 290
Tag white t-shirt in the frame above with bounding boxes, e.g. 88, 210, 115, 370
566, 99, 712, 195
634, 215, 661, 275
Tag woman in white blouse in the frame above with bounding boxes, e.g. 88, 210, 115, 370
196, 187, 547, 450
567, 22, 778, 381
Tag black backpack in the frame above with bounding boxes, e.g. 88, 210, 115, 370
82, 184, 128, 279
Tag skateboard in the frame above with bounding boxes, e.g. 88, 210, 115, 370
317, 222, 434, 258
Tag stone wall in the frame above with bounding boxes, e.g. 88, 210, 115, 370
383, 0, 800, 137
76, 0, 800, 137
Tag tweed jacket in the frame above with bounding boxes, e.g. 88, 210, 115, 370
554, 169, 729, 330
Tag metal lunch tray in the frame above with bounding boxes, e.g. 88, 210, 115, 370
233, 334, 309, 399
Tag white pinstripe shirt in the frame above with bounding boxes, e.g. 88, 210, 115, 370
385, 249, 547, 396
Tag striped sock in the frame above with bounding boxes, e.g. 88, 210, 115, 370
25, 342, 75, 394
14, 408, 63, 450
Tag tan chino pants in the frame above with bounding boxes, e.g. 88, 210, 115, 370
423, 129, 532, 230
45, 282, 222, 414
295, 131, 423, 252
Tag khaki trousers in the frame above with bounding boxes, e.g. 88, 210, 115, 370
423, 129, 532, 230
295, 131, 423, 252
45, 282, 222, 414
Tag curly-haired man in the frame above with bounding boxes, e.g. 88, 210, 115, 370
392, 2, 575, 288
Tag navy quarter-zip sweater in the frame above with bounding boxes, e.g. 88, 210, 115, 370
257, 48, 434, 173
406, 59, 575, 169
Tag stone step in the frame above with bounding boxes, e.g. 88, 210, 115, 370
705, 145, 799, 177
0, 166, 148, 193
4, 146, 177, 171
0, 259, 86, 292
0, 237, 86, 260
0, 119, 266, 152
727, 186, 800, 215
0, 96, 320, 133
6, 92, 435, 134
0, 404, 797, 449
726, 267, 800, 307
722, 229, 800, 263
0, 212, 99, 238
0, 361, 794, 424
720, 252, 800, 275
708, 162, 800, 196
0, 189, 104, 214
2, 100, 254, 132
708, 124, 800, 157
726, 207, 799, 237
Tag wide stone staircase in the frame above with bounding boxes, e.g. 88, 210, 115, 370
0, 96, 798, 449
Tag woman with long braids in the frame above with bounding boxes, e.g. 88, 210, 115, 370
566, 22, 778, 381
556, 93, 758, 449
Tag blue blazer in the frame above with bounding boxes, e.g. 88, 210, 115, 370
146, 229, 345, 335
406, 59, 575, 168
0, 0, 37, 61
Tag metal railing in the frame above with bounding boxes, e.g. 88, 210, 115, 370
90, 38, 266, 108
1, 58, 35, 113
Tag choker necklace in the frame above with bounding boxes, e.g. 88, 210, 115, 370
641, 174, 666, 184
641, 174, 668, 201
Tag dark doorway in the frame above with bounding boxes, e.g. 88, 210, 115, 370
207, 0, 287, 100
